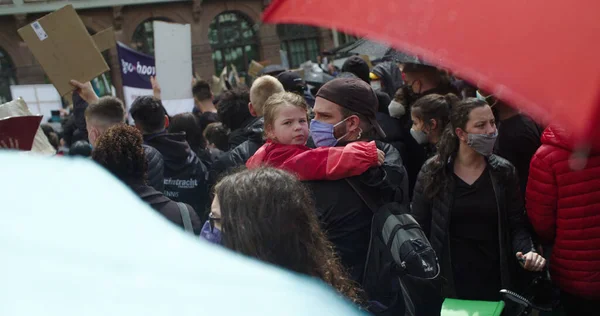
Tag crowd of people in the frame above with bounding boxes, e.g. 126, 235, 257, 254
25, 56, 600, 315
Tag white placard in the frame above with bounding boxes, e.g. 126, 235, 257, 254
162, 98, 195, 116
10, 86, 37, 103
36, 85, 61, 102
153, 21, 193, 101
9, 84, 62, 123
122, 86, 193, 122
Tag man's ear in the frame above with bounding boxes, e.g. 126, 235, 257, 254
164, 115, 170, 129
347, 115, 361, 133
248, 102, 258, 117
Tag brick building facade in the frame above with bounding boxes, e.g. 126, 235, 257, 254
0, 0, 335, 102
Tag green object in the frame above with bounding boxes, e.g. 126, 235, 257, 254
441, 298, 505, 316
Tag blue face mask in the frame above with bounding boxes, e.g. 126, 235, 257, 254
200, 221, 222, 245
309, 118, 350, 147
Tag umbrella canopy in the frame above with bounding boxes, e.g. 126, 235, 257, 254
0, 153, 365, 316
259, 64, 287, 76
328, 38, 420, 64
263, 0, 600, 143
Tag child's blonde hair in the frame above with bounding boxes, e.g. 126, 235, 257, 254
250, 75, 285, 116
263, 92, 308, 134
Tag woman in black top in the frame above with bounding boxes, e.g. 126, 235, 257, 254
411, 98, 545, 313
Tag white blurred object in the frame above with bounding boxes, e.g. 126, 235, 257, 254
153, 21, 193, 100
0, 98, 56, 155
10, 84, 62, 123
388, 100, 406, 118
0, 153, 364, 316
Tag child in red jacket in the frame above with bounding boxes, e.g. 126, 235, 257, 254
246, 92, 383, 180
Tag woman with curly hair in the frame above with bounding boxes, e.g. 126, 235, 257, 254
92, 124, 202, 234
204, 167, 363, 306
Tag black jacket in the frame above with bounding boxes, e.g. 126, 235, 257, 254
209, 117, 264, 186
62, 92, 89, 146
411, 155, 535, 297
227, 116, 264, 149
303, 141, 409, 282
131, 184, 202, 235
143, 144, 165, 192
143, 131, 210, 221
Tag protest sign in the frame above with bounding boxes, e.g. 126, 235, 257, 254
17, 5, 109, 97
153, 21, 193, 100
116, 42, 192, 116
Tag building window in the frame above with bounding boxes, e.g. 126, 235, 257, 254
209, 11, 259, 82
277, 24, 320, 68
0, 48, 17, 104
131, 17, 172, 56
336, 31, 358, 47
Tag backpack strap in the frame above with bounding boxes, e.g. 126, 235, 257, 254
176, 202, 194, 234
345, 178, 379, 213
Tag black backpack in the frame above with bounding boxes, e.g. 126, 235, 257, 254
346, 179, 439, 316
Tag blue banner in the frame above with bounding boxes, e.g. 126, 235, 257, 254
116, 42, 155, 89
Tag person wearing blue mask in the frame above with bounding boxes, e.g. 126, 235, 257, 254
305, 77, 409, 281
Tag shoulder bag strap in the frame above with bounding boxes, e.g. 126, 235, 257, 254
176, 202, 194, 234
345, 178, 378, 214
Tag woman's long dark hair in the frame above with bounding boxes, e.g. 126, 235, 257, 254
422, 98, 489, 198
215, 167, 362, 304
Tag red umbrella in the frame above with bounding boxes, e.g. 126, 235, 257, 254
263, 0, 600, 143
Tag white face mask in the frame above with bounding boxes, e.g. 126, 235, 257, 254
410, 128, 429, 144
388, 100, 406, 118
371, 80, 382, 91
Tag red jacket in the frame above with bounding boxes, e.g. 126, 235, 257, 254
526, 126, 600, 299
246, 140, 379, 181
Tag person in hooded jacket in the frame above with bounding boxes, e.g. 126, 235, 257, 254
92, 124, 202, 235
130, 96, 210, 221
370, 61, 403, 101
526, 125, 600, 315
169, 112, 213, 168
305, 78, 409, 284
209, 76, 284, 185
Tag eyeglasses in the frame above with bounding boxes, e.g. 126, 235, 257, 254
208, 212, 221, 233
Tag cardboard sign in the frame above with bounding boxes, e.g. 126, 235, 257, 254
248, 60, 264, 78
18, 5, 109, 97
92, 27, 116, 52
153, 21, 193, 100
